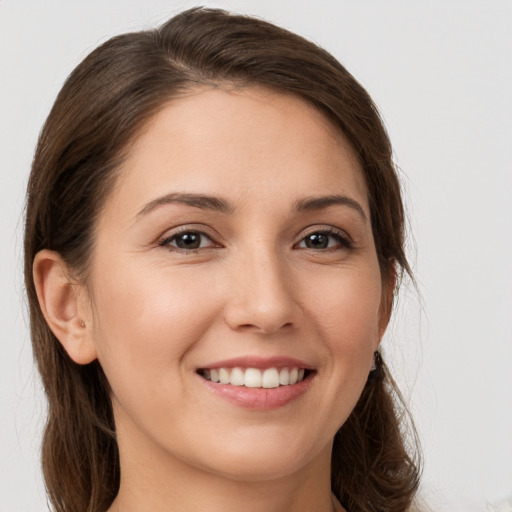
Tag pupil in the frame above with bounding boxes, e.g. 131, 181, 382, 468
306, 233, 328, 248
177, 232, 200, 249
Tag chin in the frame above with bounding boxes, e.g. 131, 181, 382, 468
202, 453, 314, 483
188, 428, 331, 482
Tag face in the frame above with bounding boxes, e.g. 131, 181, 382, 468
82, 87, 389, 482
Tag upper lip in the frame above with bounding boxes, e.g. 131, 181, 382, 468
198, 356, 315, 370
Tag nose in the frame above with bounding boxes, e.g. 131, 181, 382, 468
223, 249, 302, 334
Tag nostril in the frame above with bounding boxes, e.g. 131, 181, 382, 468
260, 321, 294, 334
234, 322, 292, 333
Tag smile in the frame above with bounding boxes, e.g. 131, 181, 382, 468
198, 367, 310, 388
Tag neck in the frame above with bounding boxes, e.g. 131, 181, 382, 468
109, 421, 340, 512
112, 472, 338, 512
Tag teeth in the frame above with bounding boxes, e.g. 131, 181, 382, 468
230, 367, 245, 386
202, 367, 308, 388
244, 368, 262, 388
279, 368, 290, 385
219, 368, 230, 384
262, 368, 280, 388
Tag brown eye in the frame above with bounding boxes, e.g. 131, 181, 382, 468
160, 231, 215, 251
303, 233, 330, 249
297, 230, 352, 250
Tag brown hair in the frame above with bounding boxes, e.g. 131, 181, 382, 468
24, 7, 420, 512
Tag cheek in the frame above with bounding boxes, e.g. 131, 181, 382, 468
303, 262, 383, 349
88, 259, 221, 380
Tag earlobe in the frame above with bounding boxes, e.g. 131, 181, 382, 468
33, 249, 98, 365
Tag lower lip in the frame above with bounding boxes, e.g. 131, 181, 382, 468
198, 374, 313, 410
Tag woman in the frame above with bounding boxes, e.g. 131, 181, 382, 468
24, 7, 420, 512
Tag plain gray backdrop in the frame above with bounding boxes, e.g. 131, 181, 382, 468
1, 1, 511, 511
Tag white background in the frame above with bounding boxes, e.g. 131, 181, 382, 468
1, 1, 511, 511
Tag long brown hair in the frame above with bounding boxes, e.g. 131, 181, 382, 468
24, 7, 421, 512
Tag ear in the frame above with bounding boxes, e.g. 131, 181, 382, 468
33, 249, 98, 365
378, 267, 397, 341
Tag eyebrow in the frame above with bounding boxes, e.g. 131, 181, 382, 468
135, 191, 367, 221
294, 194, 367, 221
136, 192, 234, 219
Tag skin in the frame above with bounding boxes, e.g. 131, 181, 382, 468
34, 87, 392, 512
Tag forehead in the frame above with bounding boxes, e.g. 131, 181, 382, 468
106, 86, 369, 219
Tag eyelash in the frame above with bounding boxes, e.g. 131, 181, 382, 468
295, 228, 353, 251
158, 227, 353, 253
158, 229, 217, 252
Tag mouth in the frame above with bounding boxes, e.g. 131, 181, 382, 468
197, 366, 314, 388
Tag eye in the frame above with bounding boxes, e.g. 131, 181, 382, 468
296, 230, 352, 250
159, 230, 217, 251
